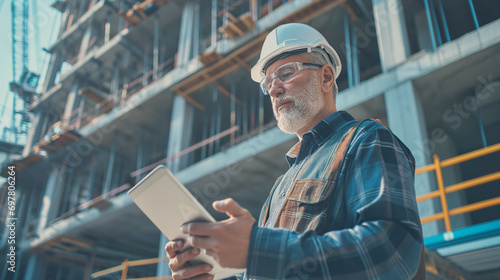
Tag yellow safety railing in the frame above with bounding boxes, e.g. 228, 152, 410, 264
415, 143, 500, 232
91, 257, 171, 280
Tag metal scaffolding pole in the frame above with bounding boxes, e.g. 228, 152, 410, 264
429, 0, 442, 46
437, 0, 450, 42
468, 0, 480, 29
12, 93, 18, 143
424, 0, 437, 49
475, 104, 488, 148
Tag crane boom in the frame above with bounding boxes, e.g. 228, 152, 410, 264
11, 0, 29, 83
2, 0, 39, 145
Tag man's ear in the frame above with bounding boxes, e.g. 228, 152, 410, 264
320, 65, 335, 93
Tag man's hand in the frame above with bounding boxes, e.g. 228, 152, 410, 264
165, 240, 213, 280
181, 198, 256, 268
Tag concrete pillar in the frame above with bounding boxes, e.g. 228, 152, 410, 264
372, 0, 410, 71
110, 55, 121, 99
385, 80, 441, 237
216, 95, 222, 152
16, 186, 32, 239
42, 50, 62, 93
163, 110, 171, 159
59, 4, 70, 35
156, 234, 171, 277
112, 153, 121, 188
166, 95, 193, 173
78, 24, 93, 61
258, 85, 264, 132
185, 105, 195, 166
86, 155, 97, 201
23, 111, 45, 157
134, 126, 150, 183
78, 0, 88, 19
63, 83, 79, 129
21, 254, 44, 280
21, 185, 40, 239
211, 0, 217, 46
192, 0, 200, 59
37, 165, 65, 231
143, 44, 151, 87
121, 50, 131, 103
61, 168, 74, 214
70, 174, 82, 210
104, 11, 111, 45
84, 252, 97, 279
103, 140, 116, 194
118, 0, 125, 31
153, 15, 160, 81
156, 95, 193, 276
209, 88, 217, 155
177, 1, 195, 67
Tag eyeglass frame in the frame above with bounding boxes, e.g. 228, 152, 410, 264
259, 62, 324, 95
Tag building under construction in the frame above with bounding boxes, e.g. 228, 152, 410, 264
1, 0, 500, 279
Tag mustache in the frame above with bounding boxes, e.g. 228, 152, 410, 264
273, 96, 295, 108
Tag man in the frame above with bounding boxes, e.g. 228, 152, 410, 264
166, 23, 425, 280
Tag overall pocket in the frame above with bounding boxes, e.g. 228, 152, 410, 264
276, 179, 336, 234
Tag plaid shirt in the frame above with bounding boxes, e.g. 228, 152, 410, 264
244, 111, 424, 280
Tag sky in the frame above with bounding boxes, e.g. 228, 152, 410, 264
0, 0, 60, 145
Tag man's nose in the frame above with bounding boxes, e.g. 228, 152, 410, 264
268, 78, 285, 98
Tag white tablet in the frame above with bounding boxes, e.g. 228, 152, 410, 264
128, 165, 246, 279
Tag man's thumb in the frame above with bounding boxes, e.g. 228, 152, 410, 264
213, 198, 245, 217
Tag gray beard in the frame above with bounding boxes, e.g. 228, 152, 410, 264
274, 74, 323, 135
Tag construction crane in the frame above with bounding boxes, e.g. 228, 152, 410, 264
1, 0, 40, 145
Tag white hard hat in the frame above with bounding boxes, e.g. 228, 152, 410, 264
251, 23, 342, 82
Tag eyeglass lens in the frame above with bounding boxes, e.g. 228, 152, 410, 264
262, 63, 299, 93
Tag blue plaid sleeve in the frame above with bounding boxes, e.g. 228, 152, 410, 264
246, 122, 424, 279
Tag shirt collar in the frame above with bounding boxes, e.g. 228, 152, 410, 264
285, 111, 355, 165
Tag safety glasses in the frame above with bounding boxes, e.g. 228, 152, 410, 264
260, 62, 323, 95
